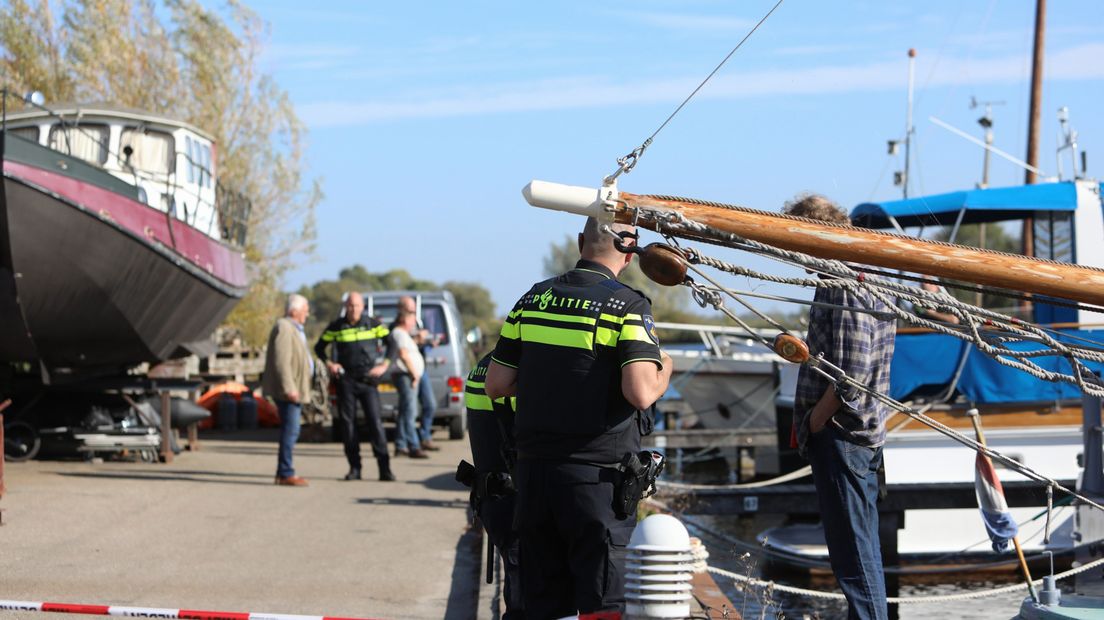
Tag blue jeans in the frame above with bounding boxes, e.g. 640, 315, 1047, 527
417, 374, 437, 442
807, 425, 888, 620
276, 400, 302, 478
394, 374, 420, 452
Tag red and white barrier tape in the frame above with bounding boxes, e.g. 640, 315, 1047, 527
0, 600, 381, 620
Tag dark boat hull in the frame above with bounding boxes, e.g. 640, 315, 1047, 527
1, 148, 247, 371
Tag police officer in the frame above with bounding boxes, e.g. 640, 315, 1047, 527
464, 353, 523, 618
315, 291, 396, 482
485, 217, 673, 618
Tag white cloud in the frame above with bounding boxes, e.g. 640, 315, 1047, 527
298, 44, 1104, 128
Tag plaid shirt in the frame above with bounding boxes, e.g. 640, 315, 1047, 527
793, 283, 896, 456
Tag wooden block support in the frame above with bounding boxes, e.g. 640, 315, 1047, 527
187, 422, 200, 451
159, 391, 173, 464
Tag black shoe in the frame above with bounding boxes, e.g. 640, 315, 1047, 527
379, 469, 396, 482
343, 468, 361, 481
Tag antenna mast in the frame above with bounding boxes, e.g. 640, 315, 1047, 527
970, 97, 1005, 189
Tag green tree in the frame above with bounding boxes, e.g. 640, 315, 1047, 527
0, 0, 319, 346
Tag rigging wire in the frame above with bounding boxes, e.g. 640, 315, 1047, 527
604, 0, 786, 183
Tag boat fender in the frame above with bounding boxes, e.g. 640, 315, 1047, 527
773, 333, 810, 363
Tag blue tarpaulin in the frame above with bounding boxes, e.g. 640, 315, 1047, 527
890, 329, 1104, 403
851, 182, 1078, 229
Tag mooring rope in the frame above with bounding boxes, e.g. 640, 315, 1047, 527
707, 554, 1104, 604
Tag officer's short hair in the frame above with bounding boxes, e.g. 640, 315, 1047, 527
582, 217, 635, 255
286, 293, 308, 315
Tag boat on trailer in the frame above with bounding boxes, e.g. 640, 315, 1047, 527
0, 102, 250, 375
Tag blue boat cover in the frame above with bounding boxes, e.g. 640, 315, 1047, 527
890, 329, 1104, 404
851, 182, 1078, 229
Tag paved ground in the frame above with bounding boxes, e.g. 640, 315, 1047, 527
1, 429, 479, 620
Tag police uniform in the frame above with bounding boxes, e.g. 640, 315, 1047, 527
315, 314, 395, 479
464, 353, 523, 618
491, 258, 662, 617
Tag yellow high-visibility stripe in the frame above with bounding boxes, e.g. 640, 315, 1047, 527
490, 355, 517, 369
465, 393, 494, 411
521, 324, 593, 350
620, 325, 652, 343
598, 313, 625, 324
466, 379, 485, 390
500, 320, 520, 340
596, 326, 619, 347
322, 325, 389, 343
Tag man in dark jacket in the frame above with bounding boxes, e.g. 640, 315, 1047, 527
315, 291, 396, 481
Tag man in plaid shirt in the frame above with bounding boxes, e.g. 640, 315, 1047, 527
786, 194, 896, 620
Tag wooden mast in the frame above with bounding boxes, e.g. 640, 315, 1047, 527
520, 179, 1104, 307
612, 190, 1104, 306
1022, 0, 1046, 260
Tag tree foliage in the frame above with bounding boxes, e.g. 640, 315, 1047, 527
0, 0, 319, 345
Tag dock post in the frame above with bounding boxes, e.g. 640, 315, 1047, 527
1076, 390, 1104, 595
159, 391, 174, 464
878, 509, 902, 620
0, 400, 7, 501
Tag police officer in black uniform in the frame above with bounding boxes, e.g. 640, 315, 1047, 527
315, 291, 396, 481
485, 217, 673, 618
464, 353, 523, 618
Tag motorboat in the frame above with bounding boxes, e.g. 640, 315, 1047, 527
0, 101, 250, 376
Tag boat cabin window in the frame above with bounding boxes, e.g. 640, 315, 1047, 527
120, 128, 174, 175
8, 126, 38, 143
48, 123, 109, 165
184, 135, 212, 187
200, 143, 212, 188
1034, 212, 1074, 264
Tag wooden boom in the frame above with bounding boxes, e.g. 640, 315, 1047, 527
522, 180, 1104, 307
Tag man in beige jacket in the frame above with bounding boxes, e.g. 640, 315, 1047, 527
263, 294, 314, 486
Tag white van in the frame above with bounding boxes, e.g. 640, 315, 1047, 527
364, 291, 471, 440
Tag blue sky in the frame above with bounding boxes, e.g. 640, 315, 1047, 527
256, 1, 1104, 316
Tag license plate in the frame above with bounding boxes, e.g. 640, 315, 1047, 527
378, 383, 396, 392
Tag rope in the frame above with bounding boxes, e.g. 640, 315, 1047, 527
706, 555, 1104, 604
626, 208, 1104, 513
646, 208, 1104, 399
660, 465, 811, 490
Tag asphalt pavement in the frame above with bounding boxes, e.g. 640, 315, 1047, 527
1, 429, 479, 620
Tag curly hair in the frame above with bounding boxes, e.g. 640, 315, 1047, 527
782, 193, 850, 226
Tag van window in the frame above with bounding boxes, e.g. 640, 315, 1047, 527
373, 302, 450, 346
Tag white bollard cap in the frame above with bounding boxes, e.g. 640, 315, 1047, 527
629, 514, 692, 552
